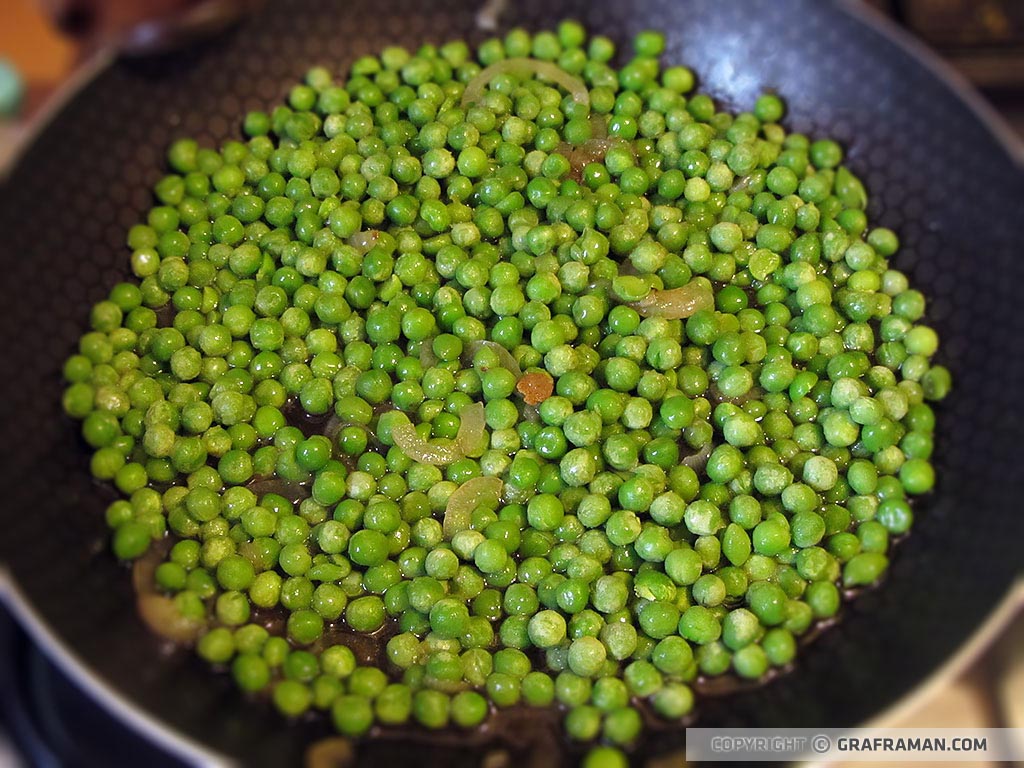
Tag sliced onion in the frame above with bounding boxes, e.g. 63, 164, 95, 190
246, 476, 310, 503
348, 230, 380, 254
617, 259, 639, 277
475, 0, 507, 31
305, 737, 355, 768
419, 339, 438, 368
462, 58, 589, 109
521, 403, 541, 424
709, 384, 764, 406
443, 476, 504, 538
630, 278, 715, 319
730, 174, 756, 193
682, 442, 713, 472
516, 371, 555, 406
132, 548, 162, 595
392, 420, 463, 465
137, 594, 206, 643
323, 415, 375, 442
503, 485, 531, 507
456, 401, 487, 458
464, 339, 522, 377
323, 413, 343, 440
556, 137, 627, 177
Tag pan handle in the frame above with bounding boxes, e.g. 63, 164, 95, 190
36, 0, 259, 56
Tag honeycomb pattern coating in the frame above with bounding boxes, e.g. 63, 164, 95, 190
0, 0, 1022, 765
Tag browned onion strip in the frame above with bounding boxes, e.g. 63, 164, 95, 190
443, 476, 504, 538
629, 278, 714, 319
464, 339, 522, 377
137, 594, 206, 643
391, 420, 463, 465
456, 401, 488, 457
461, 58, 589, 109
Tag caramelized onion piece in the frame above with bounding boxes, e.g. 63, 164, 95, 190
465, 339, 522, 377
630, 278, 715, 319
443, 476, 504, 538
516, 371, 554, 405
456, 401, 487, 458
392, 420, 463, 465
462, 58, 589, 109
137, 594, 205, 643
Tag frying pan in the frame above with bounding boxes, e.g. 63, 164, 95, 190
1, 0, 1022, 765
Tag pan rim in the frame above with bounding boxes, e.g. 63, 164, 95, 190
836, 0, 1024, 169
3, 567, 1021, 764
1, 0, 1021, 761
0, 48, 113, 182
0, 567, 236, 767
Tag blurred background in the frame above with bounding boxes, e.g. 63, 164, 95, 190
0, 0, 1022, 766
2, 0, 1024, 164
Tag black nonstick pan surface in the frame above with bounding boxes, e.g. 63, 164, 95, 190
1, 0, 1022, 765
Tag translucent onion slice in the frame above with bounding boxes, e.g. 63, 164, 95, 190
730, 174, 756, 193
419, 339, 438, 368
323, 415, 375, 442
475, 0, 506, 31
132, 549, 161, 595
464, 339, 522, 377
630, 278, 715, 319
348, 230, 380, 253
391, 420, 463, 465
462, 58, 589, 109
443, 476, 504, 538
246, 475, 310, 503
556, 137, 628, 177
709, 384, 765, 406
137, 594, 205, 643
455, 401, 488, 458
682, 442, 713, 472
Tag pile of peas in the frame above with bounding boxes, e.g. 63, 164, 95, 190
61, 22, 949, 768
